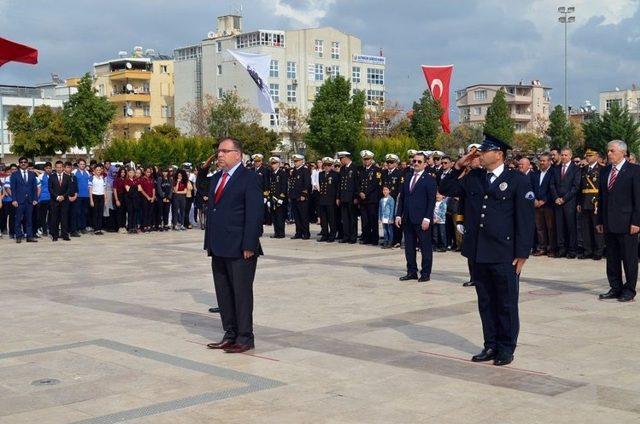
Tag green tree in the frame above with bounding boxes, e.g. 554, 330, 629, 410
101, 138, 135, 162
62, 73, 116, 151
484, 88, 514, 143
513, 132, 548, 154
409, 89, 442, 150
583, 102, 640, 154
231, 122, 279, 155
209, 91, 247, 139
151, 124, 181, 140
7, 105, 72, 158
547, 105, 572, 149
305, 75, 365, 156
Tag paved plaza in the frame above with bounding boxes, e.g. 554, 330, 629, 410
1, 225, 640, 423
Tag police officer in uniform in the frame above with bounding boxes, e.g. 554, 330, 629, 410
578, 149, 604, 260
440, 134, 535, 366
268, 156, 288, 238
288, 154, 311, 239
358, 150, 382, 245
382, 153, 403, 247
251, 154, 272, 226
337, 151, 358, 244
317, 157, 340, 242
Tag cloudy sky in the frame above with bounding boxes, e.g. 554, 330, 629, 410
1, 0, 639, 114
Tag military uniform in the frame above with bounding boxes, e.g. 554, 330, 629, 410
269, 165, 288, 238
578, 157, 604, 258
358, 162, 383, 245
318, 164, 340, 241
439, 135, 535, 365
382, 165, 403, 245
252, 163, 272, 226
338, 157, 358, 244
288, 159, 311, 239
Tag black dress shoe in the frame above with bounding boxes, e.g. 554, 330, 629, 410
224, 343, 255, 353
399, 274, 418, 281
557, 250, 566, 258
26, 238, 38, 242
338, 239, 348, 243
599, 289, 621, 300
52, 237, 59, 242
290, 235, 302, 239
494, 355, 514, 366
566, 253, 576, 259
62, 236, 71, 241
471, 348, 496, 362
70, 232, 81, 237
208, 307, 221, 313
463, 281, 476, 287
327, 238, 335, 243
16, 238, 22, 244
592, 255, 602, 261
318, 237, 328, 242
618, 293, 635, 302
206, 339, 235, 349
577, 254, 587, 260
418, 276, 430, 282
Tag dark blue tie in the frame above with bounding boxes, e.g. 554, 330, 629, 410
486, 172, 494, 186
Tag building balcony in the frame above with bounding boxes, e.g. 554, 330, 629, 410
109, 70, 152, 81
511, 113, 531, 121
109, 93, 151, 103
113, 116, 152, 125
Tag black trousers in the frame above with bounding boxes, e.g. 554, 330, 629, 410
340, 202, 358, 242
153, 198, 162, 228
605, 232, 639, 297
49, 199, 69, 238
555, 202, 577, 254
473, 262, 520, 356
92, 195, 105, 231
271, 205, 286, 237
126, 196, 137, 231
581, 209, 604, 256
360, 202, 379, 244
318, 203, 337, 240
114, 198, 126, 229
161, 200, 171, 227
38, 200, 50, 234
403, 222, 433, 277
212, 255, 258, 346
292, 199, 310, 238
141, 198, 153, 228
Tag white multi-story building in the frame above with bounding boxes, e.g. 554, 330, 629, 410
599, 85, 640, 122
174, 15, 386, 143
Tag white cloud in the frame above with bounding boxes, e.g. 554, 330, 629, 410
268, 0, 336, 27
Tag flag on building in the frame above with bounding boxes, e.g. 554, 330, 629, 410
421, 65, 454, 133
227, 49, 275, 114
0, 37, 38, 67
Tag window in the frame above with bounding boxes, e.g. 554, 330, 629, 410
143, 105, 151, 117
98, 84, 105, 96
287, 61, 297, 79
314, 64, 324, 81
270, 60, 279, 78
270, 83, 280, 103
474, 90, 487, 101
161, 106, 172, 118
329, 65, 340, 78
314, 39, 324, 57
367, 68, 384, 85
160, 65, 168, 74
515, 122, 525, 131
122, 104, 128, 117
366, 89, 384, 106
217, 88, 223, 99
270, 108, 280, 127
606, 99, 622, 110
352, 67, 361, 84
236, 31, 285, 49
316, 87, 321, 96
217, 65, 222, 75
287, 84, 297, 102
216, 41, 222, 53
473, 107, 482, 116
331, 41, 340, 59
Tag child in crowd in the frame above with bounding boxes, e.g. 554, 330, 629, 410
378, 186, 395, 249
433, 191, 448, 252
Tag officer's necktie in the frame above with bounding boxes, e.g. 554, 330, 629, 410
608, 166, 618, 191
23, 171, 27, 182
214, 172, 229, 203
409, 173, 419, 192
486, 172, 494, 185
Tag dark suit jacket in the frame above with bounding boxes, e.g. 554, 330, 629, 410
9, 170, 38, 204
203, 164, 264, 259
597, 161, 640, 234
550, 162, 580, 204
395, 170, 437, 226
532, 168, 554, 206
48, 173, 72, 200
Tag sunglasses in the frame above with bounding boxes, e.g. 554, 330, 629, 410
19, 160, 28, 164
412, 160, 424, 164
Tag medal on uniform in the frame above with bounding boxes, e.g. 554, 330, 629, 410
499, 182, 508, 191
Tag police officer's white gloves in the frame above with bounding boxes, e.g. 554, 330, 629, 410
456, 224, 465, 235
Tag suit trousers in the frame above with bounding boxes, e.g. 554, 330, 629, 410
271, 205, 286, 237
292, 199, 310, 238
15, 202, 34, 239
318, 204, 337, 240
403, 222, 433, 277
605, 232, 639, 297
535, 206, 556, 253
340, 202, 358, 242
49, 199, 69, 238
555, 201, 577, 254
360, 202, 379, 244
212, 255, 257, 346
581, 209, 604, 256
473, 262, 520, 356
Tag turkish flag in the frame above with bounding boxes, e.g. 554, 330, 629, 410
421, 65, 454, 133
0, 37, 38, 67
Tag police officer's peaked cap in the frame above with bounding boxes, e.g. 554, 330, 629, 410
337, 151, 351, 158
467, 143, 481, 153
360, 150, 375, 159
251, 153, 264, 161
322, 157, 334, 165
407, 149, 418, 157
291, 154, 305, 161
585, 148, 598, 157
385, 153, 400, 162
478, 133, 512, 153
268, 156, 281, 164
334, 159, 341, 166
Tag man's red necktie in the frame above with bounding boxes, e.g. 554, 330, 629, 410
214, 172, 229, 203
608, 166, 618, 191
409, 173, 419, 192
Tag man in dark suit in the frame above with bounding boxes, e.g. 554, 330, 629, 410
48, 160, 72, 241
358, 150, 382, 245
382, 154, 404, 247
395, 152, 437, 282
288, 154, 311, 239
204, 137, 264, 353
597, 140, 640, 303
9, 157, 39, 243
251, 154, 272, 226
532, 153, 556, 256
268, 156, 288, 239
338, 151, 358, 244
440, 134, 535, 366
317, 157, 340, 242
550, 148, 581, 258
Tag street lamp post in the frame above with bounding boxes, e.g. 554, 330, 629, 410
558, 6, 576, 119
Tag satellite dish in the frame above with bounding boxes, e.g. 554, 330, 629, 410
207, 31, 216, 39
118, 51, 128, 58
126, 62, 133, 69
126, 108, 134, 117
126, 83, 133, 92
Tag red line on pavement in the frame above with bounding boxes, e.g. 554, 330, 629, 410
417, 350, 548, 376
186, 339, 280, 361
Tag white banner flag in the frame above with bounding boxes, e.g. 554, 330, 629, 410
227, 49, 275, 113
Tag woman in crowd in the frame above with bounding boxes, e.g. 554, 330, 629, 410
125, 169, 140, 233
184, 170, 194, 230
158, 168, 173, 231
112, 167, 128, 233
89, 163, 106, 235
172, 169, 188, 231
138, 166, 156, 233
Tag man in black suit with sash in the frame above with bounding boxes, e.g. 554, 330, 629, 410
597, 140, 640, 303
204, 137, 264, 353
48, 160, 72, 241
440, 134, 535, 366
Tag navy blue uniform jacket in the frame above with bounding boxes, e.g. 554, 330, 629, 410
439, 167, 535, 263
204, 165, 264, 258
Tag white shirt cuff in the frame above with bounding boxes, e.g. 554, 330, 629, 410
422, 218, 431, 223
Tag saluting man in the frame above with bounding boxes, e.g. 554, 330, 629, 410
268, 157, 288, 238
440, 134, 535, 366
288, 154, 311, 239
358, 150, 383, 245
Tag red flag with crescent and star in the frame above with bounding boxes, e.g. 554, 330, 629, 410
0, 37, 38, 67
421, 65, 453, 133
